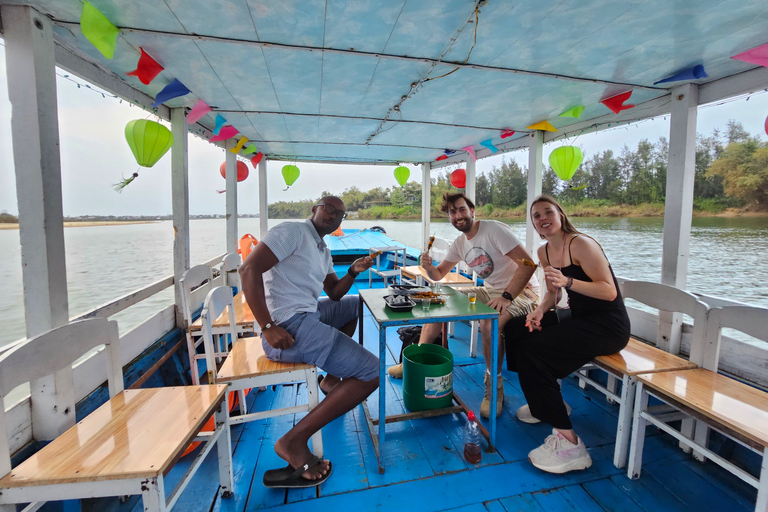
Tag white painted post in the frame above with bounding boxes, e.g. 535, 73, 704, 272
171, 108, 189, 328
2, 4, 75, 440
465, 155, 476, 205
526, 131, 544, 255
659, 84, 698, 353
225, 141, 238, 254
258, 158, 268, 239
421, 163, 432, 251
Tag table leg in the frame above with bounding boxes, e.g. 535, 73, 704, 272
358, 295, 364, 345
377, 326, 387, 473
489, 317, 498, 451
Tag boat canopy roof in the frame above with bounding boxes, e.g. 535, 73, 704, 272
4, 0, 768, 165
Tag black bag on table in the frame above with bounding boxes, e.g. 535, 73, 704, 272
397, 325, 442, 363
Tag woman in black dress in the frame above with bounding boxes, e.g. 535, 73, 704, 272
504, 195, 630, 474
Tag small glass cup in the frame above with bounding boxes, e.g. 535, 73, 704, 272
434, 282, 442, 294
467, 292, 477, 305
422, 299, 431, 313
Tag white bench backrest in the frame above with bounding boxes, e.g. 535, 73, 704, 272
179, 264, 214, 326
0, 319, 123, 475
200, 287, 238, 383
703, 305, 768, 371
222, 253, 242, 289
619, 280, 709, 357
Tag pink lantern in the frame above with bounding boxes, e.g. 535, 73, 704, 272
450, 169, 466, 188
219, 161, 249, 182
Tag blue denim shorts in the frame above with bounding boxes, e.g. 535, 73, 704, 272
262, 295, 378, 381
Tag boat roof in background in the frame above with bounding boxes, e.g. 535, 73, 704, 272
4, 0, 768, 165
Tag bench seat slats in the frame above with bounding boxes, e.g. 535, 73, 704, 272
0, 385, 227, 487
595, 338, 697, 377
217, 336, 313, 381
639, 368, 768, 448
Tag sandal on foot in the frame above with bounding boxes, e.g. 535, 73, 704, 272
263, 455, 332, 488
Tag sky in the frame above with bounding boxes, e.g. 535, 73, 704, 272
1, 44, 767, 217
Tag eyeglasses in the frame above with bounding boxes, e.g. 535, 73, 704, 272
316, 203, 347, 220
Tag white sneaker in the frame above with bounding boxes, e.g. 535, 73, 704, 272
515, 401, 572, 424
528, 429, 592, 474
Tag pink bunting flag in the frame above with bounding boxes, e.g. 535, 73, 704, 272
500, 129, 515, 138
462, 145, 476, 161
126, 47, 164, 85
209, 126, 239, 142
601, 91, 635, 114
186, 100, 211, 124
732, 42, 768, 68
435, 154, 448, 161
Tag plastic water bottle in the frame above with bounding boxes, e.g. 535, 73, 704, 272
463, 410, 482, 464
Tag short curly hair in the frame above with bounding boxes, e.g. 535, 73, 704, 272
441, 192, 475, 213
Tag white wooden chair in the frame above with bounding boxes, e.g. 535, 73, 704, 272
221, 252, 242, 290
0, 318, 233, 511
628, 305, 768, 512
368, 245, 408, 287
575, 280, 707, 468
180, 264, 215, 385
201, 287, 323, 455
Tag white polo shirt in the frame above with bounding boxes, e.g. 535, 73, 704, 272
260, 219, 335, 324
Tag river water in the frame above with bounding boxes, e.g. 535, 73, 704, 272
1, 216, 766, 347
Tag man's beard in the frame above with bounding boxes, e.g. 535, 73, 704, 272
453, 216, 473, 232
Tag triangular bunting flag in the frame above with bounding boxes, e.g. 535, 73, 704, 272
80, 1, 119, 59
210, 126, 239, 142
526, 121, 557, 132
732, 42, 768, 68
435, 154, 448, 161
251, 152, 264, 166
500, 129, 515, 138
480, 139, 498, 153
601, 91, 634, 114
559, 106, 585, 118
653, 65, 707, 85
186, 99, 211, 124
462, 145, 476, 161
242, 145, 258, 155
229, 136, 248, 153
126, 47, 163, 85
152, 79, 190, 108
213, 114, 227, 135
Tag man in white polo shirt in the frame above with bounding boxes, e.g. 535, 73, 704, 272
239, 196, 378, 488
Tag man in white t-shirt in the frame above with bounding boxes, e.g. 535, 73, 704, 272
388, 192, 539, 419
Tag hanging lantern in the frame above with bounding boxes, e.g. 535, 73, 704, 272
549, 146, 583, 181
219, 161, 249, 182
282, 164, 300, 190
450, 168, 466, 188
115, 119, 174, 191
393, 166, 410, 186
764, 114, 768, 137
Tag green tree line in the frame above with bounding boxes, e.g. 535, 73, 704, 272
267, 120, 767, 219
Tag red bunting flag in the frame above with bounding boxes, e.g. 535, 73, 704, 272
126, 47, 164, 85
500, 129, 515, 138
435, 154, 448, 161
601, 91, 635, 114
251, 152, 264, 166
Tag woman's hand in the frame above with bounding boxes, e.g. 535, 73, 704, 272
525, 309, 544, 332
543, 266, 568, 289
262, 325, 294, 350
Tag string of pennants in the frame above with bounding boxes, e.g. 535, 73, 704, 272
79, 0, 263, 166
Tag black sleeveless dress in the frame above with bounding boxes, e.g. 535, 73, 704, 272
503, 237, 630, 430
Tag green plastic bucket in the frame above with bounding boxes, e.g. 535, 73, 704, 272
402, 344, 453, 411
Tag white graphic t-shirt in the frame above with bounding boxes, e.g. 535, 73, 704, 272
446, 220, 539, 291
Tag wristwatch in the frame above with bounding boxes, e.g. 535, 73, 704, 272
501, 291, 514, 301
564, 277, 574, 290
263, 322, 273, 330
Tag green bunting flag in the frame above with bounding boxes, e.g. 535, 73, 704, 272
81, 1, 119, 59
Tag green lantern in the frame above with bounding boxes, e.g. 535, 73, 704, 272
115, 119, 174, 192
282, 164, 300, 190
548, 146, 583, 181
394, 166, 410, 187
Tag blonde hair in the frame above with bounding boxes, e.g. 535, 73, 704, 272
530, 195, 580, 238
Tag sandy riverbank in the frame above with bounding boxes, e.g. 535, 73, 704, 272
0, 221, 158, 230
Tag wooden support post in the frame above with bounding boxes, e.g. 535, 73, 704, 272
421, 163, 431, 251
526, 131, 544, 256
659, 84, 698, 353
225, 141, 238, 254
171, 108, 190, 328
2, 4, 74, 440
465, 154, 476, 205
258, 158, 268, 238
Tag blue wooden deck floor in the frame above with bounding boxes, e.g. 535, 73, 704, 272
105, 282, 758, 512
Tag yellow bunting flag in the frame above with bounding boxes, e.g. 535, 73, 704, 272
526, 120, 557, 132
229, 136, 248, 153
81, 1, 119, 59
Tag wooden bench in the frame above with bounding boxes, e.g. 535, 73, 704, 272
0, 318, 233, 511
576, 279, 707, 468
628, 305, 768, 512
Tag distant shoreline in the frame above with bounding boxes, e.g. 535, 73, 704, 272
0, 221, 158, 230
